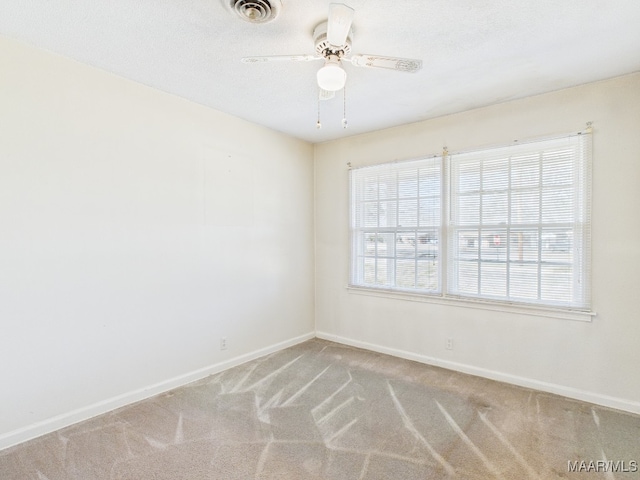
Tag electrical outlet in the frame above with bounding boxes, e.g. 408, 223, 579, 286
446, 338, 453, 350
220, 337, 227, 350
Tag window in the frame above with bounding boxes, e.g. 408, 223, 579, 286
350, 157, 442, 293
448, 135, 591, 308
350, 132, 592, 311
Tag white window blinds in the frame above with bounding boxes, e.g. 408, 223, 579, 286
447, 133, 591, 309
349, 131, 592, 312
350, 157, 442, 293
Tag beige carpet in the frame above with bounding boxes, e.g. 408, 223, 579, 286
1, 339, 639, 479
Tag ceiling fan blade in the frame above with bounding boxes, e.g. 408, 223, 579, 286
348, 54, 423, 73
327, 3, 354, 48
241, 54, 320, 63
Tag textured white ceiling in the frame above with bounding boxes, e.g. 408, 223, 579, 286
1, 0, 639, 143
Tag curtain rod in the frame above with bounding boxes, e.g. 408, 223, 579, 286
444, 122, 593, 158
347, 122, 592, 170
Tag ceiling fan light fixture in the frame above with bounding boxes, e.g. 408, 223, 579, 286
317, 57, 347, 91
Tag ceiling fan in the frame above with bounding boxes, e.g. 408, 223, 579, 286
241, 3, 422, 96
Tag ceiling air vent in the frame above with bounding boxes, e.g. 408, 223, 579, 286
230, 0, 282, 24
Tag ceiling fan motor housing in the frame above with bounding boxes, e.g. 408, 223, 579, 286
313, 21, 352, 57
229, 0, 282, 23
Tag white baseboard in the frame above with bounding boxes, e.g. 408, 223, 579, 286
316, 331, 640, 416
0, 332, 315, 451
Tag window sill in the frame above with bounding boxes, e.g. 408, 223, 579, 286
346, 285, 595, 322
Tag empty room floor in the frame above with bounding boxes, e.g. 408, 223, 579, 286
1, 339, 639, 479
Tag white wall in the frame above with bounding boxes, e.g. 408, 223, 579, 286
315, 73, 640, 413
0, 36, 315, 448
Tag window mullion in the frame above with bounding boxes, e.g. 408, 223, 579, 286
375, 173, 380, 285
394, 170, 400, 287
478, 160, 484, 296
414, 168, 419, 289
537, 151, 543, 301
506, 155, 512, 298
440, 155, 446, 295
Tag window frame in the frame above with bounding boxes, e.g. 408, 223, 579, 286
348, 131, 593, 319
349, 156, 444, 295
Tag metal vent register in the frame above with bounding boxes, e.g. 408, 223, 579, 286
230, 0, 282, 23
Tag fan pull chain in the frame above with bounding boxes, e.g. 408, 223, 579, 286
316, 93, 322, 129
342, 84, 348, 129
